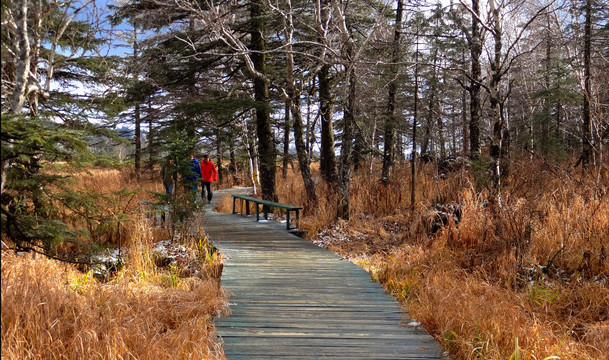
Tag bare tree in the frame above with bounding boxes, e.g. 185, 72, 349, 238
268, 0, 318, 204
458, 0, 551, 189
334, 0, 358, 220
381, 0, 404, 183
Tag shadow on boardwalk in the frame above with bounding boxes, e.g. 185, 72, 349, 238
204, 188, 445, 360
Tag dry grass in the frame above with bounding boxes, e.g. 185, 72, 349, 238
215, 193, 235, 214
1, 248, 227, 359
2, 166, 228, 360
275, 159, 609, 360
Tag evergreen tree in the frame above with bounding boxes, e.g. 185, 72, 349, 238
1, 0, 129, 261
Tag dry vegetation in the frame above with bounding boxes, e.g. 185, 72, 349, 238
3, 160, 607, 360
1, 167, 228, 360
270, 160, 608, 360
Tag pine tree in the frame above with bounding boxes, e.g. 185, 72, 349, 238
1, 0, 128, 261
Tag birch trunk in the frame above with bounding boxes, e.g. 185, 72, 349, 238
282, 101, 290, 180
581, 0, 592, 169
242, 117, 258, 194
3, 0, 30, 194
10, 0, 31, 115
489, 0, 504, 189
412, 36, 420, 209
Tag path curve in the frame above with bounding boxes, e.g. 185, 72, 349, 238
205, 189, 445, 360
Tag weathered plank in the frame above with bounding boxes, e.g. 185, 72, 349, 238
205, 189, 445, 359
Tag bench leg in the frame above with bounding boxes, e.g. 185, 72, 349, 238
296, 210, 300, 229
286, 210, 290, 230
232, 197, 236, 214
256, 203, 260, 222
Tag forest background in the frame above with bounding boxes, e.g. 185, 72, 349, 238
1, 0, 608, 358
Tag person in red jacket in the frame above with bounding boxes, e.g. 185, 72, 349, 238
200, 154, 218, 203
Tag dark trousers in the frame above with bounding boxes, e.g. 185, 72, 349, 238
201, 182, 213, 201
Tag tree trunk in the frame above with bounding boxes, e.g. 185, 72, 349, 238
437, 59, 446, 159
317, 0, 337, 183
216, 138, 223, 184
469, 0, 482, 159
305, 79, 316, 163
147, 95, 155, 170
252, 142, 260, 191
10, 0, 31, 115
381, 0, 403, 183
3, 0, 30, 195
352, 129, 364, 172
337, 66, 357, 220
423, 45, 440, 158
251, 0, 277, 202
242, 117, 258, 194
332, 0, 357, 219
412, 35, 420, 209
369, 114, 377, 175
282, 0, 317, 204
461, 51, 469, 157
397, 132, 404, 164
541, 17, 551, 156
420, 117, 432, 156
292, 105, 317, 204
133, 25, 141, 178
451, 103, 458, 154
283, 101, 290, 180
581, 0, 592, 169
319, 64, 337, 183
489, 0, 504, 189
27, 1, 42, 116
229, 141, 238, 183
135, 103, 141, 178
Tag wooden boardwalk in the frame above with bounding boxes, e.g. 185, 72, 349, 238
204, 190, 444, 360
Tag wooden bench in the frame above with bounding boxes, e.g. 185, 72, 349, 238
231, 194, 302, 231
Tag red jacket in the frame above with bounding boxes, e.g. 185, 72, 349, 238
200, 160, 218, 182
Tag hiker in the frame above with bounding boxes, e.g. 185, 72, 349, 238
186, 154, 202, 198
160, 158, 176, 195
200, 154, 218, 204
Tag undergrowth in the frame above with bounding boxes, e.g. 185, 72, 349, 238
1, 167, 228, 360
274, 159, 608, 360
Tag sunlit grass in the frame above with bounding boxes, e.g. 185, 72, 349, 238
275, 158, 609, 360
1, 248, 227, 360
2, 166, 228, 360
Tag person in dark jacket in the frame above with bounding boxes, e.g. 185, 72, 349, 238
200, 154, 218, 203
186, 154, 202, 198
160, 158, 176, 195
